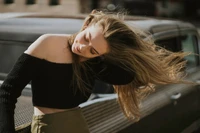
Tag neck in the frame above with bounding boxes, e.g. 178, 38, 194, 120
79, 56, 89, 62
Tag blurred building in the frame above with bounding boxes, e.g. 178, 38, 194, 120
0, 0, 80, 15
0, 0, 200, 19
81, 0, 184, 17
155, 0, 184, 18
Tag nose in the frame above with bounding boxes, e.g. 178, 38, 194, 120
79, 44, 88, 51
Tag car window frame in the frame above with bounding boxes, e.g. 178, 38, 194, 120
179, 29, 200, 65
153, 27, 200, 72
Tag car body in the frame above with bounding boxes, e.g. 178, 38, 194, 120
0, 14, 200, 133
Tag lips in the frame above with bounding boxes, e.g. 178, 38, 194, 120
76, 47, 81, 53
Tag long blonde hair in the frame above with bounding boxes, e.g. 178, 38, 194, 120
69, 10, 190, 121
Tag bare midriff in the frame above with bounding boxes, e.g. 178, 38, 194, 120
34, 106, 75, 115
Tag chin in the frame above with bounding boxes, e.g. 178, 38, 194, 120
72, 51, 79, 55
79, 56, 89, 61
71, 50, 81, 56
71, 47, 76, 54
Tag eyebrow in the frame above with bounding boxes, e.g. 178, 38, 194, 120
88, 32, 99, 55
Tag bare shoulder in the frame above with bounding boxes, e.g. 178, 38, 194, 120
24, 34, 70, 60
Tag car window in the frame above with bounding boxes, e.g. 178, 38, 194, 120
155, 37, 180, 52
155, 34, 198, 69
180, 34, 198, 68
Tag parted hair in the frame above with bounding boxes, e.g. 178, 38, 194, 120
68, 10, 190, 121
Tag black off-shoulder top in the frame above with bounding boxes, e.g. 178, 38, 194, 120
0, 53, 134, 132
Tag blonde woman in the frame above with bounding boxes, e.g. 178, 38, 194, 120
0, 10, 188, 133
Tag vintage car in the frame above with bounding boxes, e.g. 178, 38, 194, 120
0, 13, 200, 133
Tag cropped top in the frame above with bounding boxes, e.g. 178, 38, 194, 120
0, 53, 134, 132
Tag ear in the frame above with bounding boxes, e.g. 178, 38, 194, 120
91, 9, 98, 14
82, 10, 102, 31
82, 16, 93, 29
83, 26, 87, 30
91, 9, 102, 14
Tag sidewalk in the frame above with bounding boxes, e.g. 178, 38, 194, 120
0, 12, 35, 19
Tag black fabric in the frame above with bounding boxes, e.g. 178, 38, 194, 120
96, 62, 134, 85
0, 54, 40, 132
0, 53, 134, 132
91, 57, 134, 85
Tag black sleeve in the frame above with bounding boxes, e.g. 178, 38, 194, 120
0, 53, 41, 133
93, 59, 135, 85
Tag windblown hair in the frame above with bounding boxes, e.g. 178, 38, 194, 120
68, 10, 190, 121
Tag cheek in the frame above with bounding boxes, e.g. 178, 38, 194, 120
71, 45, 75, 53
71, 37, 80, 52
74, 32, 84, 43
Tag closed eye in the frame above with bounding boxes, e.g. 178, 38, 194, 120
86, 31, 100, 55
90, 48, 97, 55
84, 34, 89, 42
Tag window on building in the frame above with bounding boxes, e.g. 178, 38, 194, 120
49, 0, 60, 6
162, 0, 168, 8
26, 0, 35, 5
4, 0, 14, 4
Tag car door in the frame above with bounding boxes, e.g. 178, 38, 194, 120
155, 29, 200, 133
176, 29, 200, 128
119, 27, 200, 133
119, 30, 180, 133
178, 29, 200, 132
157, 30, 200, 133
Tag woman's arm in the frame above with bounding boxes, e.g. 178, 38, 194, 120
0, 34, 49, 132
0, 54, 41, 132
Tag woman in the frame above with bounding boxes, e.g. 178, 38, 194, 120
0, 10, 189, 133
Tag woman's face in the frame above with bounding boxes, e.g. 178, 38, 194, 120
71, 24, 109, 60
